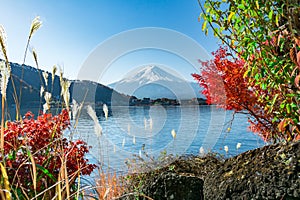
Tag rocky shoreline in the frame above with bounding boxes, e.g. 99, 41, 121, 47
121, 141, 300, 200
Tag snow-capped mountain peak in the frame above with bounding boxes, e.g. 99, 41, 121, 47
120, 65, 185, 85
109, 65, 204, 99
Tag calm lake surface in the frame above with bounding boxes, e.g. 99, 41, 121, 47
73, 105, 265, 171
6, 105, 265, 172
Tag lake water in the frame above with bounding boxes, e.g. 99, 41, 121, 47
4, 105, 265, 172
70, 105, 265, 172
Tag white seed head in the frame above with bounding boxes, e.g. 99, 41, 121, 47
0, 60, 11, 99
171, 129, 176, 139
133, 136, 136, 145
103, 104, 108, 120
32, 48, 38, 66
87, 105, 98, 123
52, 65, 57, 83
40, 86, 44, 97
236, 143, 242, 150
0, 25, 8, 59
60, 79, 70, 109
43, 103, 50, 113
44, 92, 51, 104
87, 105, 102, 136
94, 122, 102, 137
199, 146, 205, 156
71, 99, 79, 120
0, 25, 7, 45
29, 16, 42, 39
42, 71, 48, 86
59, 67, 63, 84
224, 145, 229, 153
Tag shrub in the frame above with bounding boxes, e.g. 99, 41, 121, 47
1, 109, 97, 199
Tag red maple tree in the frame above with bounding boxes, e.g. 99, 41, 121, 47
192, 46, 277, 141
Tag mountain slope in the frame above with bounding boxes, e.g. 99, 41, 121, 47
109, 65, 204, 100
1, 60, 130, 108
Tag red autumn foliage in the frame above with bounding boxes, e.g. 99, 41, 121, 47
192, 47, 276, 141
192, 47, 257, 111
1, 109, 97, 194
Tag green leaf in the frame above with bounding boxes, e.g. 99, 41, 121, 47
291, 103, 297, 108
261, 82, 267, 90
238, 4, 245, 10
8, 151, 16, 160
286, 104, 291, 114
270, 93, 279, 107
254, 73, 260, 81
268, 10, 273, 20
36, 164, 57, 182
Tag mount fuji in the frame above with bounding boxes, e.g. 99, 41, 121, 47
109, 65, 204, 100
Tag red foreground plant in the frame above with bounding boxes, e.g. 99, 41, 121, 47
1, 109, 97, 197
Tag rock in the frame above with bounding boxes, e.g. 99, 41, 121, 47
142, 172, 204, 200
121, 141, 300, 200
204, 141, 300, 200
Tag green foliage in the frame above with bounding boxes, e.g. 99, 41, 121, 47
198, 0, 300, 142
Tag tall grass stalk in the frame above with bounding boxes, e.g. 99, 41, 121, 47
27, 148, 37, 197
51, 65, 57, 95
0, 162, 11, 200
19, 17, 42, 115
60, 78, 71, 111
22, 16, 42, 64
0, 60, 10, 152
0, 24, 20, 121
0, 26, 10, 151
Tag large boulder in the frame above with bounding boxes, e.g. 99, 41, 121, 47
120, 141, 300, 200
142, 172, 203, 200
120, 156, 220, 200
204, 141, 300, 200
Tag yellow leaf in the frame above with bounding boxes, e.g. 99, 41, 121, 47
202, 21, 207, 31
255, 1, 259, 9
231, 39, 235, 46
228, 12, 235, 23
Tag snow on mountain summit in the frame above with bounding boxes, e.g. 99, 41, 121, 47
109, 65, 204, 99
119, 65, 185, 85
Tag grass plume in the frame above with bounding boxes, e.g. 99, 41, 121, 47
103, 103, 108, 120
0, 25, 8, 62
171, 129, 176, 139
0, 60, 11, 100
42, 71, 48, 87
0, 60, 10, 151
60, 78, 70, 111
87, 105, 102, 136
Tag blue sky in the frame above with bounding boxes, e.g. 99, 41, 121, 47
0, 0, 219, 84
